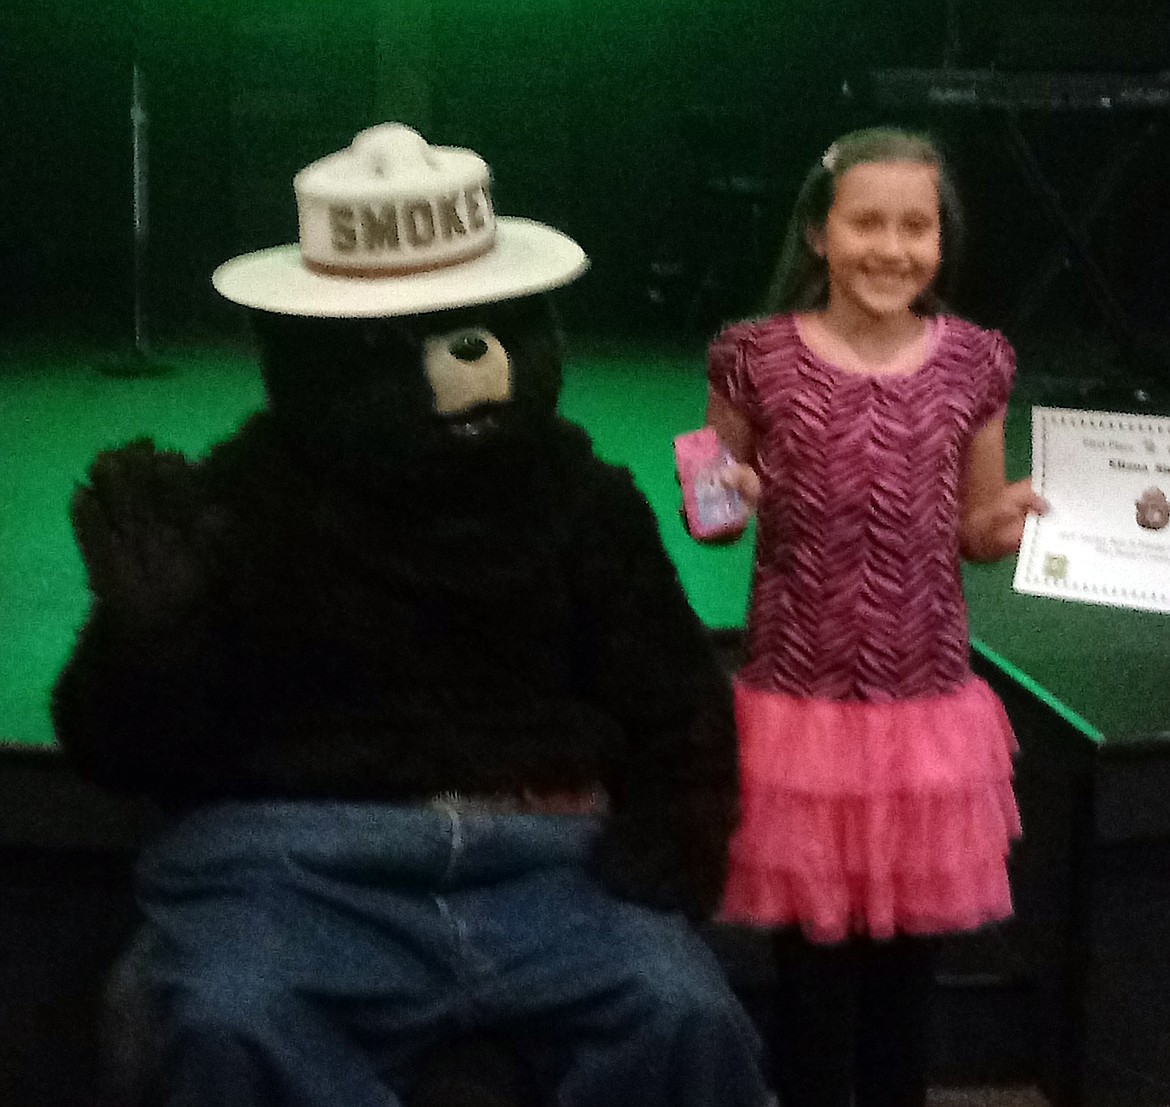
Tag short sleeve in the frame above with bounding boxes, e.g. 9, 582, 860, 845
707, 321, 755, 408
972, 330, 1016, 428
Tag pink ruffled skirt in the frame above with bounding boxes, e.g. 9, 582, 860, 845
720, 677, 1020, 944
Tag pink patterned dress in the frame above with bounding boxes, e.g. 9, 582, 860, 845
709, 312, 1021, 944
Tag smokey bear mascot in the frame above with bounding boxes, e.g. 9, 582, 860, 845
52, 124, 770, 1107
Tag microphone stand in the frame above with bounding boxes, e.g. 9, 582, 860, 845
101, 57, 170, 378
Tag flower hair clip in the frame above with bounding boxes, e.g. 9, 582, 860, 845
821, 143, 840, 172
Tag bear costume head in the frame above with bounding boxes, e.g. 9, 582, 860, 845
247, 296, 563, 482
214, 123, 586, 483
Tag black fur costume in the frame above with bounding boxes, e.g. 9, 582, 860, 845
53, 295, 740, 1102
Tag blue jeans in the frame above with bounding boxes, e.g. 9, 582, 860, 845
123, 801, 770, 1107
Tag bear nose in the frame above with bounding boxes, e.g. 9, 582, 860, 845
450, 335, 490, 362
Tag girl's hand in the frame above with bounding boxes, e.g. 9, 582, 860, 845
960, 477, 1048, 562
676, 462, 760, 544
680, 463, 760, 545
719, 463, 762, 512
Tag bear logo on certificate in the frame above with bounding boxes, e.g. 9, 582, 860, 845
1136, 488, 1170, 531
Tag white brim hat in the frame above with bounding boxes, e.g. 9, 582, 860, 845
212, 124, 588, 318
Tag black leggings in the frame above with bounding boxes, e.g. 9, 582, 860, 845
769, 932, 937, 1107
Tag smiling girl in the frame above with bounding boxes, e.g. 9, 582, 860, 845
700, 128, 1047, 1107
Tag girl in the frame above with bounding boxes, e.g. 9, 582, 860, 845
703, 127, 1046, 1107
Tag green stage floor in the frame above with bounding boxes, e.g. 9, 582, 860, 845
1, 340, 1164, 750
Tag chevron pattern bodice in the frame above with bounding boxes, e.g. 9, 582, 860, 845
709, 314, 1014, 702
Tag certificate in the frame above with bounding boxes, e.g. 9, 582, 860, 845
1014, 406, 1170, 614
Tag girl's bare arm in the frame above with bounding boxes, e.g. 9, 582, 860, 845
705, 387, 762, 508
958, 411, 1047, 562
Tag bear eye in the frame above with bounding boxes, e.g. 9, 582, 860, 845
449, 333, 490, 362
